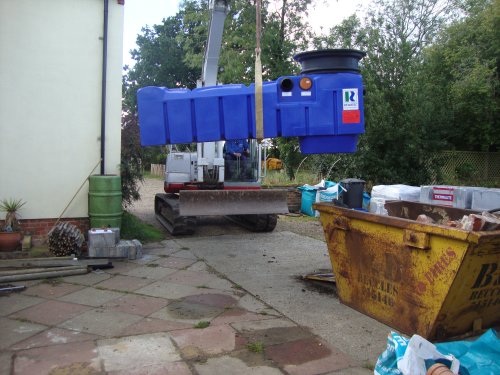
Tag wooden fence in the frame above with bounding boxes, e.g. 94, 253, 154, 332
150, 164, 165, 177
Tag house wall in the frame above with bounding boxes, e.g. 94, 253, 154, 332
0, 0, 123, 225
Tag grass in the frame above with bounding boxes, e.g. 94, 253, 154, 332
194, 321, 210, 329
246, 342, 264, 353
279, 214, 318, 223
121, 211, 165, 243
262, 169, 318, 187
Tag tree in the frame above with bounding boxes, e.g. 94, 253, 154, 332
420, 0, 499, 151
121, 112, 143, 207
313, 0, 458, 185
123, 6, 201, 111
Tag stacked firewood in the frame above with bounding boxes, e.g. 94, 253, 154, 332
48, 222, 84, 257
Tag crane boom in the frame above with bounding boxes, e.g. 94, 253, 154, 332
201, 0, 229, 87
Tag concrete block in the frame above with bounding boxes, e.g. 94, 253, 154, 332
115, 240, 135, 258
471, 188, 500, 211
131, 239, 143, 259
88, 247, 116, 258
109, 227, 121, 244
88, 229, 116, 249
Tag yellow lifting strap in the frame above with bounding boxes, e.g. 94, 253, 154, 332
255, 0, 264, 141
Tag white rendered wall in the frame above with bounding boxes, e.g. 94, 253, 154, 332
0, 0, 123, 220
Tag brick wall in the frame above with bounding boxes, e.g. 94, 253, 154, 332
0, 218, 90, 246
264, 186, 302, 213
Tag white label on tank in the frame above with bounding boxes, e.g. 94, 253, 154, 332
342, 88, 359, 110
282, 92, 292, 97
301, 91, 312, 96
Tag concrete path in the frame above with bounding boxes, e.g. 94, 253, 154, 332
0, 233, 384, 375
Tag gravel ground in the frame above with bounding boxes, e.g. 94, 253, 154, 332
127, 177, 325, 241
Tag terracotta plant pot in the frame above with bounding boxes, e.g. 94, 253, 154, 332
427, 363, 454, 375
0, 231, 23, 251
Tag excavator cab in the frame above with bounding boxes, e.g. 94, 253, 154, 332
223, 139, 259, 182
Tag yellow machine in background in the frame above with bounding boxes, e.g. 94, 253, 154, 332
266, 158, 283, 170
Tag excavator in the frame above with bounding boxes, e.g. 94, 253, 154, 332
137, 0, 366, 235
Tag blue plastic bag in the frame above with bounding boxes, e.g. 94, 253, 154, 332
374, 330, 500, 375
436, 329, 500, 375
374, 332, 411, 375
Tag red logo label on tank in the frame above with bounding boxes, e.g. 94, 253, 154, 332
342, 110, 360, 123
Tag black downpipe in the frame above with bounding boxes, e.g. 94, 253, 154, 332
100, 0, 109, 175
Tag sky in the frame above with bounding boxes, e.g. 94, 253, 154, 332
123, 0, 365, 68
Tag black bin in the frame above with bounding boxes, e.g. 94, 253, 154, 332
341, 178, 365, 208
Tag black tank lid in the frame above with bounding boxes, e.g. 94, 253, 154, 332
294, 49, 366, 74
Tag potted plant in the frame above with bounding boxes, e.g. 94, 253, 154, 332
0, 198, 26, 251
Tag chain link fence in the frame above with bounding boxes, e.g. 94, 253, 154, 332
428, 151, 500, 187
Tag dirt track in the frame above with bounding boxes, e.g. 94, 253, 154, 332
127, 177, 325, 241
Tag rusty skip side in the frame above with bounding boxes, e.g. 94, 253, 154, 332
314, 202, 500, 341
179, 189, 289, 216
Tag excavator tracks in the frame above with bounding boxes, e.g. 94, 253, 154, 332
227, 214, 278, 232
155, 194, 279, 235
155, 194, 196, 235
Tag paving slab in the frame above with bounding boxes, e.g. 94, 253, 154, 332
119, 264, 178, 280
155, 256, 197, 269
0, 294, 44, 316
102, 294, 169, 316
326, 368, 373, 374
195, 356, 283, 375
163, 269, 219, 287
237, 293, 280, 316
13, 340, 100, 375
204, 277, 235, 291
266, 337, 353, 375
185, 261, 210, 272
107, 361, 193, 375
105, 261, 142, 275
0, 317, 47, 350
96, 332, 181, 373
10, 300, 91, 326
59, 308, 143, 337
134, 280, 218, 300
170, 249, 197, 260
169, 325, 241, 358
21, 282, 85, 299
93, 274, 154, 292
211, 309, 275, 326
0, 352, 12, 375
10, 327, 100, 351
150, 300, 223, 325
119, 317, 192, 336
128, 254, 161, 265
183, 292, 239, 308
180, 231, 389, 364
143, 245, 181, 257
239, 325, 313, 347
231, 318, 297, 332
61, 271, 112, 285
57, 287, 124, 307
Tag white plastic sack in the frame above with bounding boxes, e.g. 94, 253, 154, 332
398, 335, 459, 375
319, 183, 340, 202
375, 332, 460, 375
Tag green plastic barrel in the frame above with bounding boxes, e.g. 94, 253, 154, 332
88, 175, 122, 228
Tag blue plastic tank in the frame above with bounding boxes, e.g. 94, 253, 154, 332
138, 49, 366, 154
